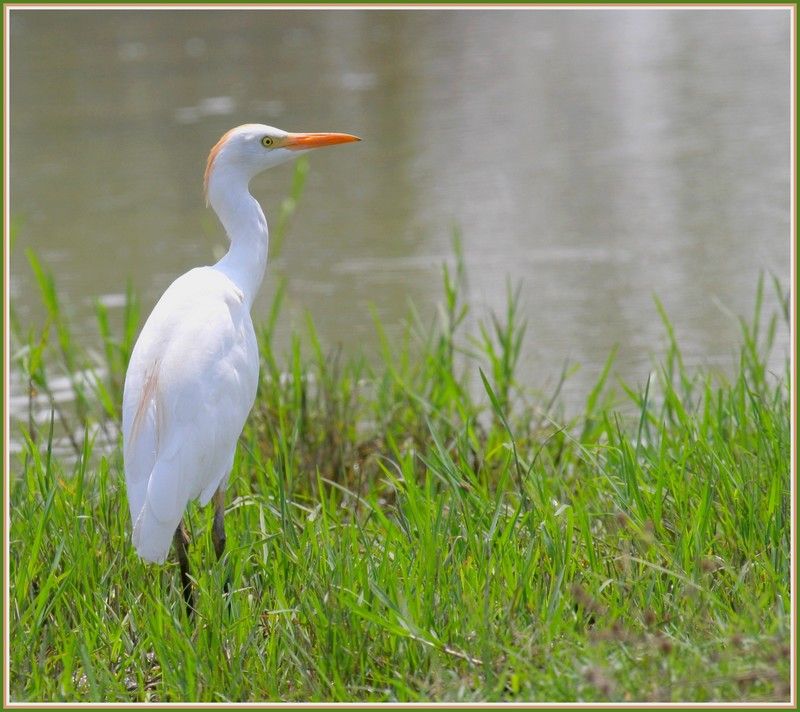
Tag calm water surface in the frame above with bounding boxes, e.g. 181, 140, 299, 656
10, 9, 791, 414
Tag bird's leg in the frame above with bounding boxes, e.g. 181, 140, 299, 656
212, 486, 231, 598
212, 487, 227, 560
173, 521, 194, 619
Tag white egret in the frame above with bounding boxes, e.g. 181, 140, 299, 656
122, 124, 360, 614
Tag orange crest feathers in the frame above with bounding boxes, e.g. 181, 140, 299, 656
203, 128, 236, 204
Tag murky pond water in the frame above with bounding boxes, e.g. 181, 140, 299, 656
10, 8, 791, 419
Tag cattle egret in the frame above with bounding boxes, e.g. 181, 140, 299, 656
122, 124, 360, 615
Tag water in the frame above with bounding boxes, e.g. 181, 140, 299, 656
9, 8, 791, 416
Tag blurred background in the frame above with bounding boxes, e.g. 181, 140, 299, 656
9, 8, 791, 409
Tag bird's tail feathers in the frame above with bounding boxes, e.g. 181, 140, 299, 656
132, 458, 188, 563
132, 499, 180, 563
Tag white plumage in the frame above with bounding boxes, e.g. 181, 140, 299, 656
122, 267, 258, 562
122, 124, 360, 574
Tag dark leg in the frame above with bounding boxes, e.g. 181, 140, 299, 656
212, 487, 227, 561
173, 520, 194, 619
212, 487, 231, 598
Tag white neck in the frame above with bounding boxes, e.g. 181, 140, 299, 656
208, 169, 269, 309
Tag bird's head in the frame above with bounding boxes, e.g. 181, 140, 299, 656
204, 123, 360, 204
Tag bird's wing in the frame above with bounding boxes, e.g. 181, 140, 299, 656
122, 268, 259, 562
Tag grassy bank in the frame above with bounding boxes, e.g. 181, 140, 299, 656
9, 244, 791, 702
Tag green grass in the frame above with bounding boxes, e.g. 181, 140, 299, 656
9, 234, 791, 702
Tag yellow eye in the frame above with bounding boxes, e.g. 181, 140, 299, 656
261, 136, 274, 147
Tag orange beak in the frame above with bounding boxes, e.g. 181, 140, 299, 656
283, 132, 361, 151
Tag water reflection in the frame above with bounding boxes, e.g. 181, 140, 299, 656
10, 8, 790, 412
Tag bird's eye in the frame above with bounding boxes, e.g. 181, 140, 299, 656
261, 136, 274, 148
